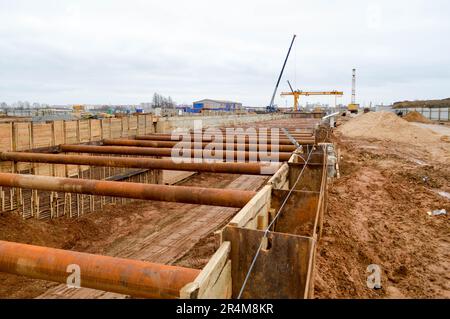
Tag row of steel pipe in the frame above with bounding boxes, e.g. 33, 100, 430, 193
192, 131, 314, 139
0, 240, 199, 298
0, 152, 279, 175
134, 135, 310, 145
102, 139, 299, 152
59, 144, 293, 162
0, 173, 255, 208
143, 131, 314, 137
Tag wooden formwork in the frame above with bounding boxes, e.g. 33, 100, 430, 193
0, 115, 156, 175
0, 115, 162, 219
181, 146, 328, 299
0, 167, 161, 219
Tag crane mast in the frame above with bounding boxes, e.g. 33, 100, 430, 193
266, 34, 296, 112
351, 68, 356, 105
347, 68, 359, 113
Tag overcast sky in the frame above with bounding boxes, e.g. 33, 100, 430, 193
1, 0, 449, 107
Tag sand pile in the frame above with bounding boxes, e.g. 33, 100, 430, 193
404, 111, 432, 123
337, 111, 440, 144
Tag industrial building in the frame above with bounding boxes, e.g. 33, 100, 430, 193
191, 99, 243, 113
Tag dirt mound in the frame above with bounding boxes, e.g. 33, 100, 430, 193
337, 111, 439, 145
315, 135, 450, 298
404, 111, 432, 124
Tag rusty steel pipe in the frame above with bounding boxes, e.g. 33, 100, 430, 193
0, 240, 199, 298
197, 129, 314, 135
148, 131, 314, 138
59, 144, 293, 162
134, 135, 301, 145
103, 139, 299, 152
186, 131, 314, 140
0, 173, 255, 208
0, 152, 278, 175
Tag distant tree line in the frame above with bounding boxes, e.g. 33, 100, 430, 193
393, 98, 450, 109
152, 93, 176, 109
0, 101, 50, 110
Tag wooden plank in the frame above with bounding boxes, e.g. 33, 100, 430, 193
180, 241, 231, 299
32, 122, 52, 148
203, 260, 231, 299
90, 119, 101, 140
229, 185, 271, 228
0, 123, 12, 152
267, 163, 288, 189
64, 121, 78, 144
110, 118, 122, 138
53, 121, 64, 145
128, 116, 138, 136
15, 122, 31, 151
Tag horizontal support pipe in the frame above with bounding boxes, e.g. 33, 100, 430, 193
134, 135, 307, 145
103, 139, 299, 152
0, 152, 278, 175
0, 173, 256, 208
59, 144, 293, 162
195, 131, 314, 138
143, 132, 314, 137
197, 128, 312, 132
0, 240, 199, 298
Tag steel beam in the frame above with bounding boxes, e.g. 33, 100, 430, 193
0, 152, 278, 175
59, 144, 293, 162
0, 240, 199, 298
0, 173, 255, 208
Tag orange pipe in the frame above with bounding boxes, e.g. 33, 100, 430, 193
103, 139, 299, 152
59, 144, 293, 162
134, 135, 301, 145
0, 152, 279, 175
0, 240, 199, 298
0, 173, 255, 208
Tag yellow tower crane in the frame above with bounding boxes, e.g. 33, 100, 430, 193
281, 81, 343, 111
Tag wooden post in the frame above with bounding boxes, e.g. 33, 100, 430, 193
11, 123, 19, 209
51, 121, 56, 177
100, 118, 104, 140
88, 119, 92, 142
1, 187, 5, 212
127, 116, 130, 137
63, 121, 68, 178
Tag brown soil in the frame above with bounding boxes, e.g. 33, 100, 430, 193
337, 112, 450, 164
404, 111, 433, 124
314, 133, 450, 298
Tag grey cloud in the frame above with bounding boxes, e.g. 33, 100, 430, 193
0, 0, 449, 106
